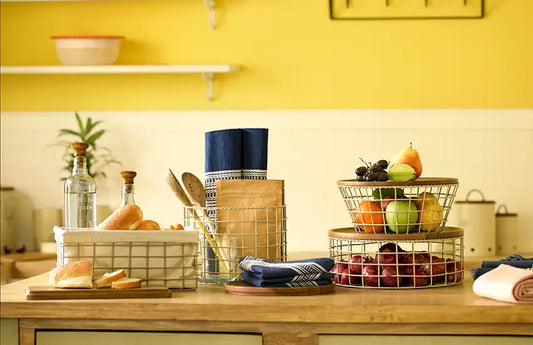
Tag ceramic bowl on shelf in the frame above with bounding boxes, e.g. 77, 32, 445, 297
51, 36, 125, 65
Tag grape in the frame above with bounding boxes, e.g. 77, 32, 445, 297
370, 164, 383, 173
378, 172, 389, 181
357, 175, 365, 182
377, 160, 389, 169
366, 172, 378, 181
355, 166, 368, 176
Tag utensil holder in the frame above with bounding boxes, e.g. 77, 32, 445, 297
329, 227, 464, 289
184, 205, 287, 284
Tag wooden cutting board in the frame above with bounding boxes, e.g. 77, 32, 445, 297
224, 281, 335, 296
26, 286, 171, 300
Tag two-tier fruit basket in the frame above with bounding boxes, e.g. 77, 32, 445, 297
331, 177, 462, 289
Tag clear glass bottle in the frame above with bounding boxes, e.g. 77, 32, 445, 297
120, 171, 137, 206
64, 142, 97, 229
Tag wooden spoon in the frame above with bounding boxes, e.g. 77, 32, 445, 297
166, 169, 229, 272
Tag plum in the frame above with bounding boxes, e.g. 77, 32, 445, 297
445, 259, 463, 283
409, 268, 428, 287
381, 266, 400, 287
377, 243, 404, 266
362, 264, 380, 287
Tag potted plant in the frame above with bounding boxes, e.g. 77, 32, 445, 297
56, 112, 120, 180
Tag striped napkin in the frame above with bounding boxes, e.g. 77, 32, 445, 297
238, 256, 334, 287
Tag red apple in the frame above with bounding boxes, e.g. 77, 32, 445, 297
422, 256, 446, 284
348, 255, 373, 274
339, 268, 350, 285
362, 264, 380, 287
377, 243, 404, 266
381, 266, 400, 287
446, 259, 463, 283
331, 263, 348, 283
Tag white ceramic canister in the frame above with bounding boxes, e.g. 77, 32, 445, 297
447, 189, 495, 257
0, 187, 16, 253
495, 204, 518, 256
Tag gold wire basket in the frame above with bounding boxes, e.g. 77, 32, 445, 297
183, 205, 287, 284
329, 227, 464, 289
337, 177, 459, 234
54, 227, 198, 290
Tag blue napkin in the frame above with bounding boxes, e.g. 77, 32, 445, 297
238, 256, 335, 279
242, 128, 268, 180
241, 271, 333, 287
470, 254, 533, 280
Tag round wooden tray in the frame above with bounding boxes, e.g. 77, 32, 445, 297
337, 177, 458, 187
224, 281, 335, 296
328, 226, 463, 240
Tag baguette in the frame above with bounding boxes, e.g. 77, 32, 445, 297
111, 278, 142, 289
136, 219, 161, 230
49, 260, 93, 288
97, 204, 143, 230
94, 269, 126, 288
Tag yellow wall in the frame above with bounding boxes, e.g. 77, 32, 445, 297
1, 0, 532, 111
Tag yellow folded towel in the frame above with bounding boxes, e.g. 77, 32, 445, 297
473, 264, 533, 303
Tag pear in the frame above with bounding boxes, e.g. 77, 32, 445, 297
414, 192, 443, 231
388, 163, 416, 182
390, 143, 423, 179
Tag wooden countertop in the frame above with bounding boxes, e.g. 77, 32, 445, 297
1, 272, 532, 325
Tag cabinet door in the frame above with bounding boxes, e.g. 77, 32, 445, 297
319, 335, 533, 345
0, 319, 18, 345
37, 331, 262, 345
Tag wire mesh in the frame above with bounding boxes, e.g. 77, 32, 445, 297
184, 205, 287, 284
329, 230, 464, 289
337, 179, 459, 234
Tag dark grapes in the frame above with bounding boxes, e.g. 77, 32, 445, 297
357, 175, 365, 181
370, 164, 383, 173
378, 172, 389, 181
355, 166, 368, 176
377, 160, 388, 169
366, 172, 378, 181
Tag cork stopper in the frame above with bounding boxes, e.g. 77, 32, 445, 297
120, 171, 137, 184
71, 142, 89, 157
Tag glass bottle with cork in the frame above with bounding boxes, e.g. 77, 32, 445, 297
64, 142, 97, 229
120, 170, 137, 206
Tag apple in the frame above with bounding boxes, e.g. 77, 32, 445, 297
390, 142, 423, 179
421, 256, 446, 284
339, 268, 350, 285
362, 264, 380, 287
385, 200, 418, 233
381, 266, 400, 287
349, 255, 373, 274
446, 259, 463, 283
331, 263, 348, 284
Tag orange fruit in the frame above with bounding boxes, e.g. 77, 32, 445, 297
354, 200, 385, 233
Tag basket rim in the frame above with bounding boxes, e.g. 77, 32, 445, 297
328, 226, 463, 240
337, 177, 458, 186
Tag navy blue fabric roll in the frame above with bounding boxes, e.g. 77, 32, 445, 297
238, 256, 334, 280
242, 128, 268, 180
241, 272, 332, 288
241, 271, 333, 287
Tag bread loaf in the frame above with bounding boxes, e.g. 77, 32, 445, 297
94, 269, 126, 288
111, 278, 142, 289
136, 219, 161, 230
97, 204, 143, 230
49, 260, 93, 288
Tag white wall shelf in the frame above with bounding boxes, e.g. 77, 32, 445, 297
0, 64, 240, 101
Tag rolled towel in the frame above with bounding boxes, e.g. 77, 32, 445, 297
473, 264, 533, 303
241, 271, 333, 287
241, 128, 268, 180
238, 256, 334, 280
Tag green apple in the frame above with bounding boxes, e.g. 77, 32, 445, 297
385, 200, 418, 233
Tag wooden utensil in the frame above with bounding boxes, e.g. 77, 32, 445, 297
181, 172, 231, 269
26, 286, 171, 300
165, 169, 229, 272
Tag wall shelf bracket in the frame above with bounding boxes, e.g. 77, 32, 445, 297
203, 0, 216, 30
201, 72, 215, 101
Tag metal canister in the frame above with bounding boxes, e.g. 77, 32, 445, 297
495, 204, 518, 256
447, 189, 495, 257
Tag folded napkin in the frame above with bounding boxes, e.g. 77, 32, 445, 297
238, 256, 334, 280
473, 264, 533, 303
241, 271, 334, 287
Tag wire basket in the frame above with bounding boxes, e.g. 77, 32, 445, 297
54, 227, 198, 290
329, 227, 464, 289
337, 177, 459, 234
184, 205, 287, 284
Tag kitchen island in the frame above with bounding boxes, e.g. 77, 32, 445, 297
1, 270, 532, 345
